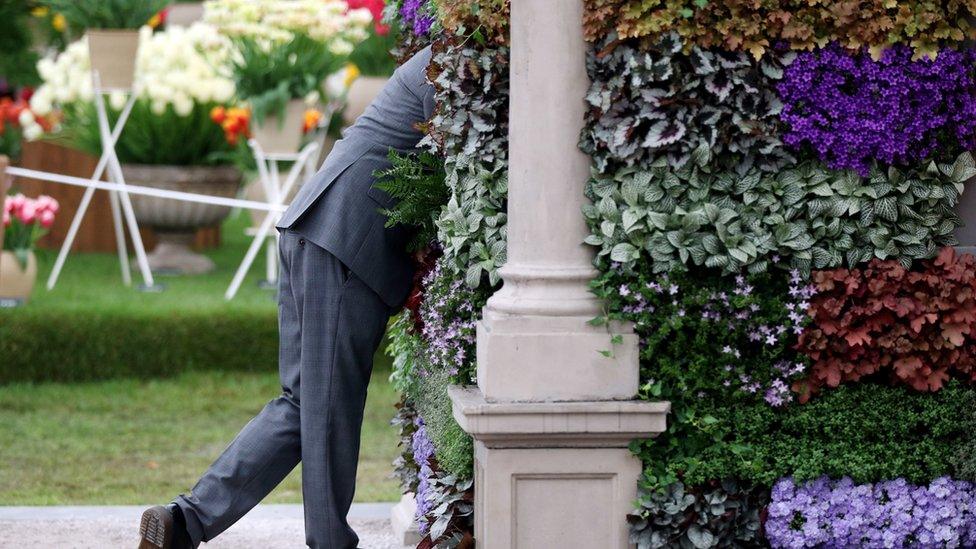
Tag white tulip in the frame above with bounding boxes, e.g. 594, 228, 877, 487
18, 109, 36, 127
150, 100, 168, 116
172, 93, 194, 117
109, 91, 128, 111
24, 124, 44, 142
29, 90, 54, 117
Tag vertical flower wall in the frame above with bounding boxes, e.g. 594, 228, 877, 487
382, 1, 976, 547
582, 2, 976, 547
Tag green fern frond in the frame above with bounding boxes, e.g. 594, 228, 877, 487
373, 149, 449, 251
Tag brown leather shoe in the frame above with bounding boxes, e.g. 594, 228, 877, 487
138, 506, 174, 549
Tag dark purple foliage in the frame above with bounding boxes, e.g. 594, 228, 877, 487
777, 44, 976, 175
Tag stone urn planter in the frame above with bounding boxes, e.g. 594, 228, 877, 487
0, 251, 37, 306
252, 99, 308, 155
125, 164, 243, 275
166, 2, 205, 26
87, 30, 141, 91
344, 76, 389, 126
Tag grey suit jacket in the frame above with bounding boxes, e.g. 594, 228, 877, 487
277, 46, 435, 308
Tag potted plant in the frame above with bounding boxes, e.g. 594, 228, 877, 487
27, 23, 243, 275
205, 0, 372, 153
41, 0, 170, 91
167, 0, 205, 27
345, 0, 399, 125
1, 191, 59, 306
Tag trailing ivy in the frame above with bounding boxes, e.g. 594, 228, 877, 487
584, 152, 973, 275
581, 33, 794, 175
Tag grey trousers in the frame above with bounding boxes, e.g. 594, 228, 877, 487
174, 229, 391, 548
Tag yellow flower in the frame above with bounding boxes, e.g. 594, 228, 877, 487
343, 63, 361, 89
52, 13, 66, 32
148, 13, 162, 29
31, 6, 49, 17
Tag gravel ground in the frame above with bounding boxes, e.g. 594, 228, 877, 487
0, 504, 407, 549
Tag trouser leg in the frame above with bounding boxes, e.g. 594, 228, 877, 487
292, 234, 391, 549
173, 230, 304, 546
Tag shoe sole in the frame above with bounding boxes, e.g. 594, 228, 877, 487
138, 506, 173, 549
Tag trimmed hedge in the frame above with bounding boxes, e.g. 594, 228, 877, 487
0, 309, 278, 383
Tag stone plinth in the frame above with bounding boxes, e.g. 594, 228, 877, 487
389, 493, 421, 546
450, 387, 669, 548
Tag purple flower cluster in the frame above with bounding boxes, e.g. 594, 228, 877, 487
778, 44, 976, 175
417, 260, 478, 381
767, 476, 976, 548
399, 0, 435, 36
411, 417, 436, 533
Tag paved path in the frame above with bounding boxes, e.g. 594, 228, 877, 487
0, 503, 407, 548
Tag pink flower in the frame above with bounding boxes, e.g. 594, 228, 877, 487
6, 193, 25, 213
2, 210, 9, 228
35, 195, 59, 215
38, 209, 55, 228
16, 202, 37, 225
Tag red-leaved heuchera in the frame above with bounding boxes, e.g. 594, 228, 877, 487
797, 247, 976, 397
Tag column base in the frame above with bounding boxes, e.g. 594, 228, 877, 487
449, 386, 669, 549
390, 493, 422, 547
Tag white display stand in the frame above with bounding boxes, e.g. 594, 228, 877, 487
224, 139, 319, 300
46, 73, 159, 291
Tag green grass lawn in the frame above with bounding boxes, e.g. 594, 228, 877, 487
0, 211, 403, 504
0, 370, 401, 504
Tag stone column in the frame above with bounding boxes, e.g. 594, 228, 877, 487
449, 1, 669, 547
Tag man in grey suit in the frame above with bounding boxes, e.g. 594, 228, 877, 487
137, 46, 435, 549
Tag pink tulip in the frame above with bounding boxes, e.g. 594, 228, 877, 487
39, 209, 56, 228
36, 195, 59, 214
16, 202, 36, 225
6, 193, 25, 214
2, 210, 9, 228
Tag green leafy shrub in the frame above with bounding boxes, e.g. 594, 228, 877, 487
581, 33, 794, 175
628, 480, 766, 549
584, 152, 972, 275
0, 309, 278, 384
64, 99, 232, 166
582, 0, 976, 59
230, 35, 346, 125
0, 1, 39, 88
409, 365, 473, 479
636, 382, 976, 490
798, 248, 976, 395
41, 0, 169, 30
